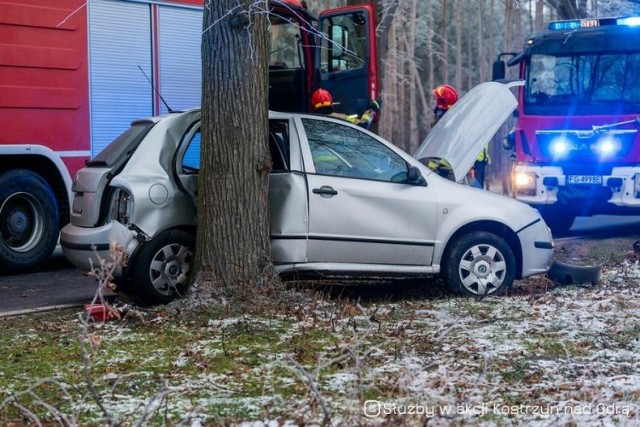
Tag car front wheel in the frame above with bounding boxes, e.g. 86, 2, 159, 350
442, 231, 515, 296
129, 230, 195, 305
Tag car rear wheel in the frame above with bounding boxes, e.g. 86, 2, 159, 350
442, 231, 515, 296
0, 169, 59, 272
129, 230, 195, 305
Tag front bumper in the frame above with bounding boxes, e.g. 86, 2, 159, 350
60, 221, 138, 275
513, 165, 640, 209
517, 218, 554, 278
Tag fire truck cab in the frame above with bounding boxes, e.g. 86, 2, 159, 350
0, 0, 378, 272
494, 17, 640, 232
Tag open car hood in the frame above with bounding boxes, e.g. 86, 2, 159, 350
414, 81, 522, 181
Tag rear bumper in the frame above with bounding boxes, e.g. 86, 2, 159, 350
60, 221, 138, 275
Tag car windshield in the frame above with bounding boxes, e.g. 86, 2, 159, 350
86, 122, 155, 167
524, 52, 640, 115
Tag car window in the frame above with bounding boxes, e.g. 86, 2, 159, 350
302, 118, 407, 182
269, 119, 290, 172
87, 122, 155, 167
182, 130, 201, 172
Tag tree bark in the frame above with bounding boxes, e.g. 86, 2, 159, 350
440, 0, 448, 83
454, 0, 462, 89
196, 0, 271, 297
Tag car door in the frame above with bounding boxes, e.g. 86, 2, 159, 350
268, 116, 310, 264
297, 116, 437, 266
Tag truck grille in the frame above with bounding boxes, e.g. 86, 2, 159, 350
536, 129, 636, 159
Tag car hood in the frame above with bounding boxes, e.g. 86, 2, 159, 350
414, 81, 522, 181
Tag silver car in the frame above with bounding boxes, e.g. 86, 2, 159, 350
61, 81, 553, 304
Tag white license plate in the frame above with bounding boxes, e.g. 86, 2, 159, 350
568, 175, 602, 185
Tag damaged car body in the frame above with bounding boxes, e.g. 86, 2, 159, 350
61, 81, 554, 304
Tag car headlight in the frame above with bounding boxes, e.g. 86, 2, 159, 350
514, 172, 536, 196
109, 188, 133, 225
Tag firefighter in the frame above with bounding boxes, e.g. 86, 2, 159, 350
311, 88, 381, 129
431, 84, 458, 127
473, 146, 491, 189
430, 84, 490, 188
427, 84, 458, 180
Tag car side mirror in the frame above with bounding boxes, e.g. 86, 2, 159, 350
407, 166, 427, 186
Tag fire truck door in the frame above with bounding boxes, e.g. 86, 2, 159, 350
318, 5, 378, 117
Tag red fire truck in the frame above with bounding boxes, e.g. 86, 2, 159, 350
494, 17, 640, 232
0, 0, 378, 272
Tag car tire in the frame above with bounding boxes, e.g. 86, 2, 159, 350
129, 230, 195, 305
442, 231, 515, 296
0, 169, 59, 272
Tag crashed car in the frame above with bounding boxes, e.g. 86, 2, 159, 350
61, 81, 553, 304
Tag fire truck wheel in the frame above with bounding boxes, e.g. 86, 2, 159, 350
128, 230, 195, 305
0, 169, 60, 272
442, 231, 515, 297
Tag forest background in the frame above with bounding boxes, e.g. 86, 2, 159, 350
310, 0, 640, 193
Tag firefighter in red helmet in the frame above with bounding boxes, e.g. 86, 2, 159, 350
311, 88, 381, 129
431, 84, 458, 126
430, 84, 490, 188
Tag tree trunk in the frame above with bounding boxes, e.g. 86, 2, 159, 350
440, 0, 448, 83
196, 0, 271, 297
454, 0, 462, 89
477, 0, 484, 82
536, 0, 544, 31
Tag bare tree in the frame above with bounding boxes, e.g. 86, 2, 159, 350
454, 0, 462, 89
195, 0, 271, 298
546, 0, 588, 19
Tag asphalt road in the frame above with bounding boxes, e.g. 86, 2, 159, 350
1, 215, 639, 317
0, 248, 106, 316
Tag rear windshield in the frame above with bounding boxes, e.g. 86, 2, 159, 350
86, 122, 155, 167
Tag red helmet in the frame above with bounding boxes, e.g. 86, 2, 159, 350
432, 84, 458, 110
311, 88, 333, 111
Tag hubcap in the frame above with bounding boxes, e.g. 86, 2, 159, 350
458, 244, 507, 296
0, 193, 45, 252
149, 243, 193, 297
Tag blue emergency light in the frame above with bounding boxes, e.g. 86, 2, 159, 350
617, 17, 640, 26
549, 16, 640, 30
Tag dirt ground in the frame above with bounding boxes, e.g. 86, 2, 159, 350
552, 234, 640, 267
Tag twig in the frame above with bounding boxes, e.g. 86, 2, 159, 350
285, 354, 331, 425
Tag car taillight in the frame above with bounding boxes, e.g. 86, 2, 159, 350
109, 188, 133, 225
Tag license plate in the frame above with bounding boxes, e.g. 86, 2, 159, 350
568, 175, 602, 185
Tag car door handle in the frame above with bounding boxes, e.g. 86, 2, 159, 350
312, 186, 338, 197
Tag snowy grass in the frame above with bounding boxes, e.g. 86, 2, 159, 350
1, 257, 640, 425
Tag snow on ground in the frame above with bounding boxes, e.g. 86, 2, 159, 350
2, 259, 640, 425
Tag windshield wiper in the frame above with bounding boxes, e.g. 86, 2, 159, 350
592, 116, 640, 133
